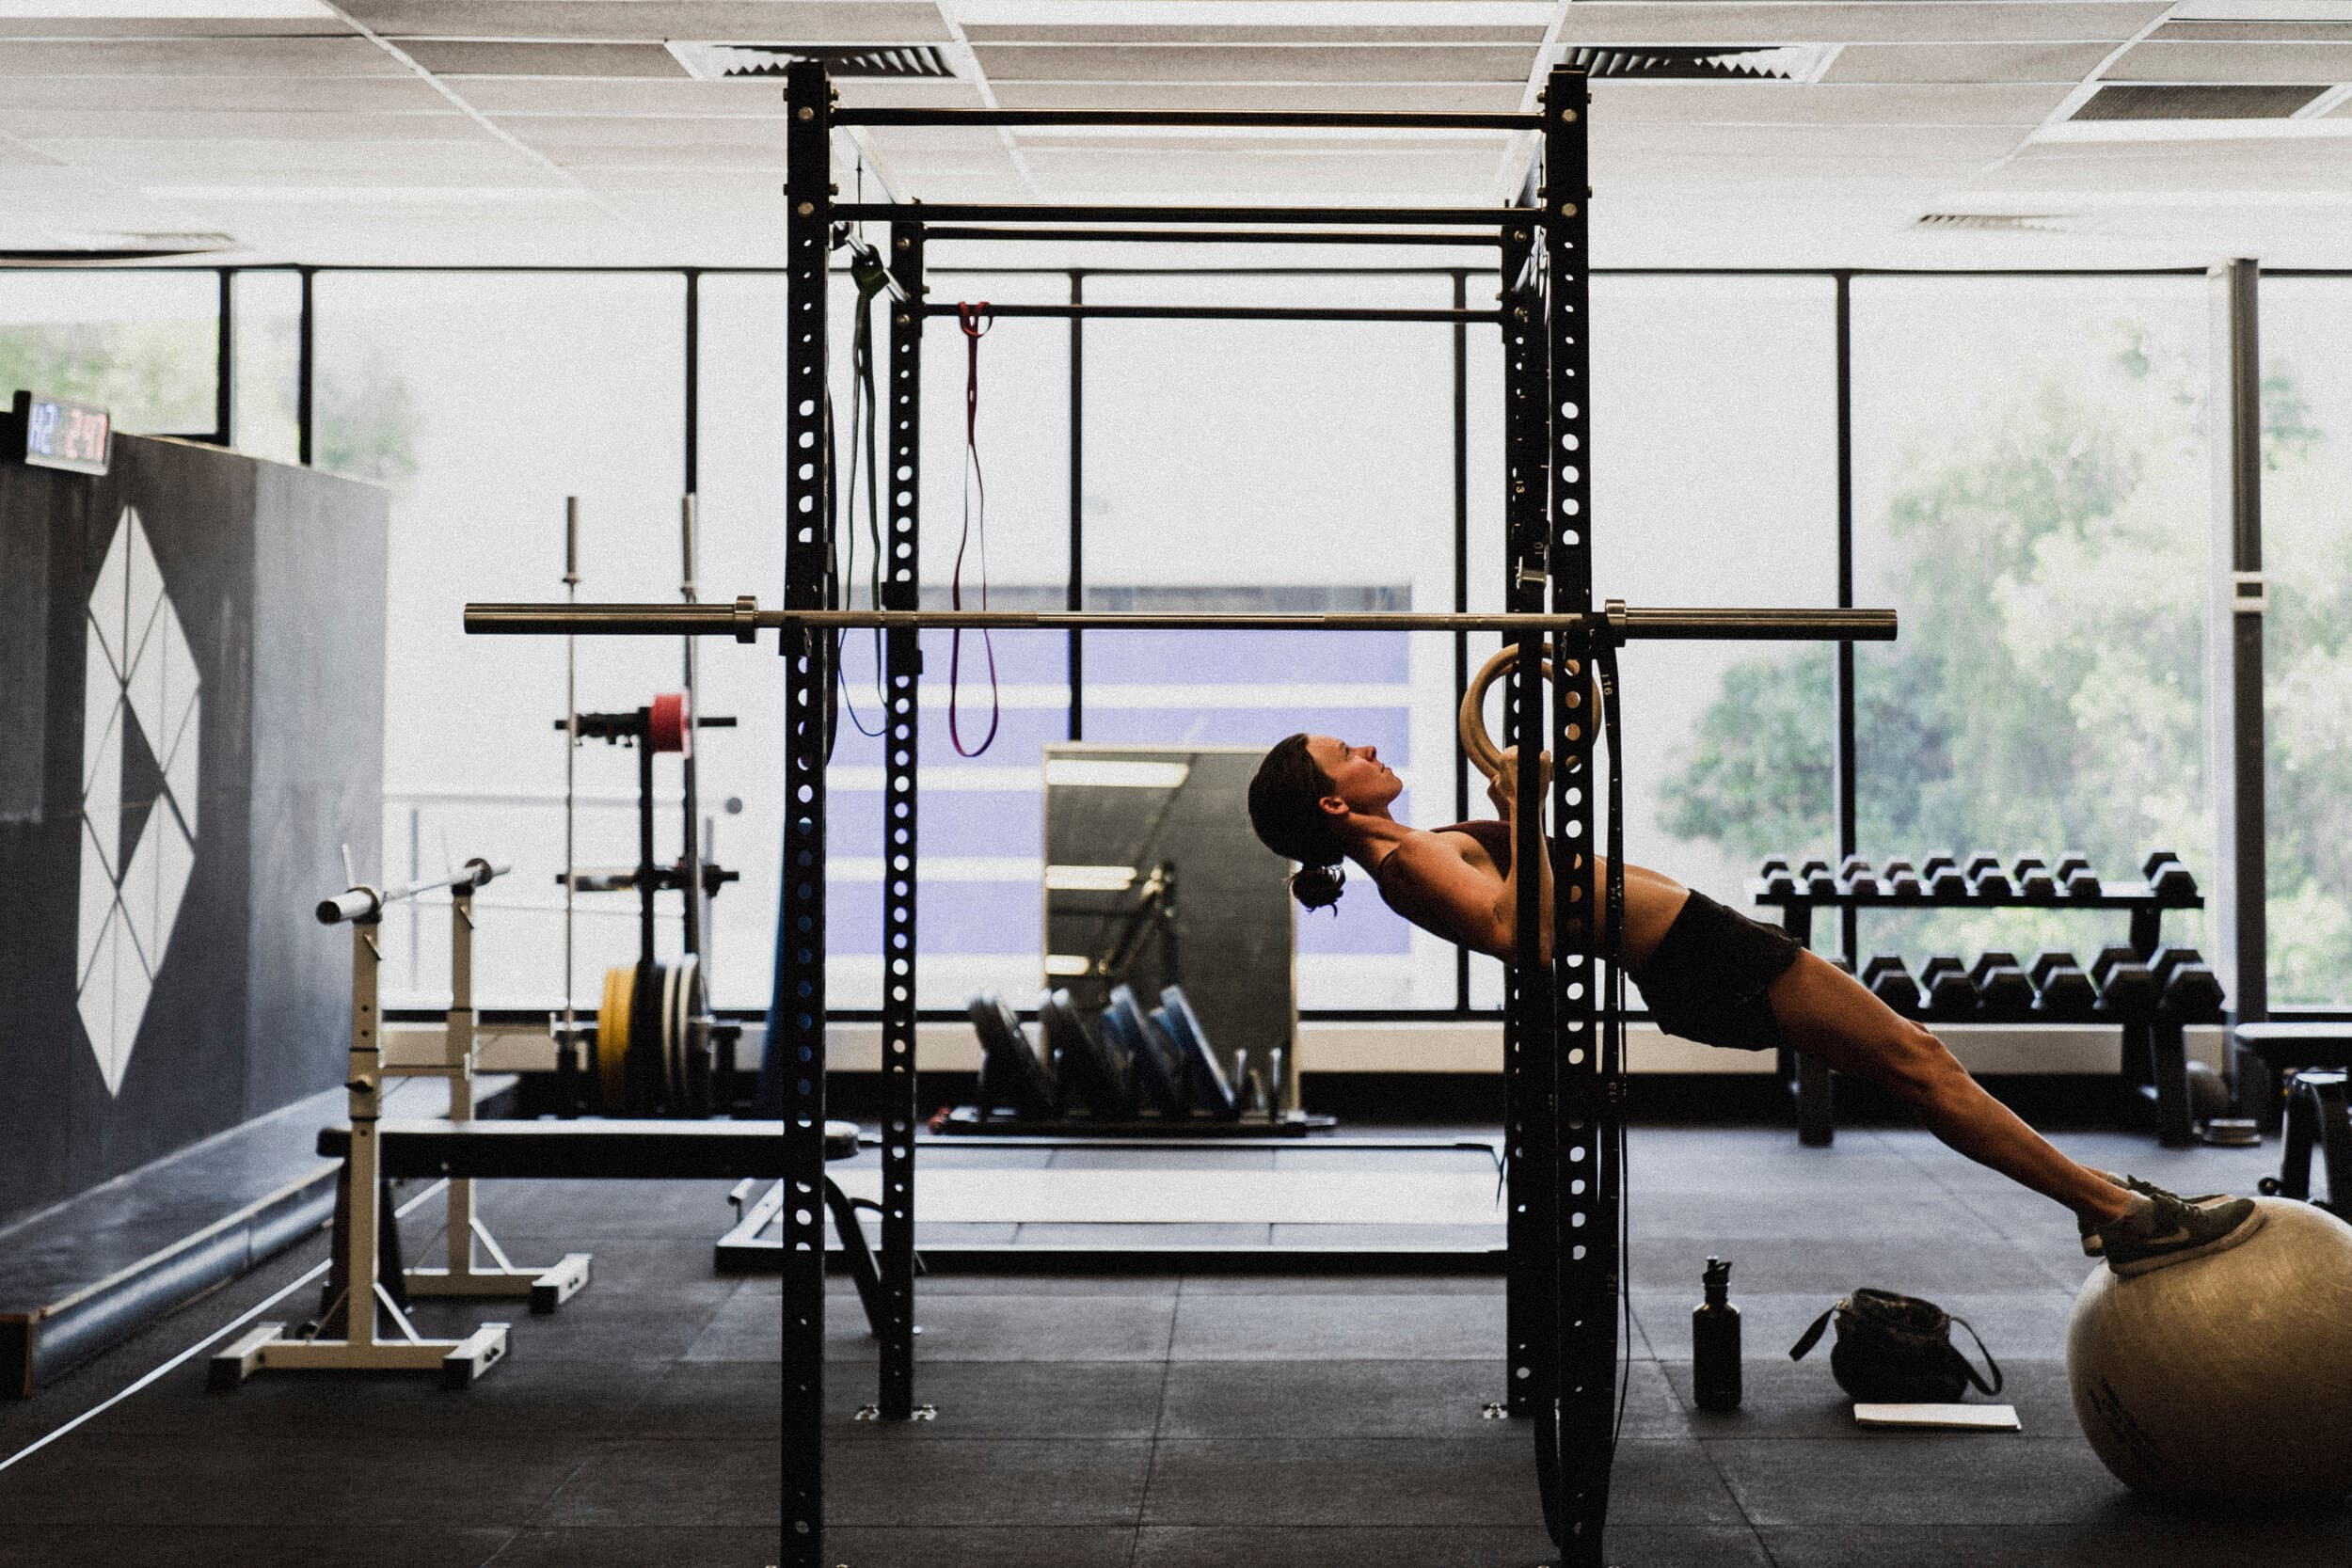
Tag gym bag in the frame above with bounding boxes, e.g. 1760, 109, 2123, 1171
1787, 1288, 2003, 1403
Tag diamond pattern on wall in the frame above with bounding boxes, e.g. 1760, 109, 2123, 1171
75, 507, 200, 1097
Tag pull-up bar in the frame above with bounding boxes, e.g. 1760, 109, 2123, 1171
317, 858, 507, 926
920, 228, 1507, 248
834, 202, 1538, 229
916, 302, 1507, 325
463, 600, 1897, 644
833, 108, 1543, 132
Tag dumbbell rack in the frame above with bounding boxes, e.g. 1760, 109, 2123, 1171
1752, 879, 2205, 1148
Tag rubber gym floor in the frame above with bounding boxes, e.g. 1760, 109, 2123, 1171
1, 1125, 2346, 1568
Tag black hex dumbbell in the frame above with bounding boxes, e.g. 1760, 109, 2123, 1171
2012, 855, 2058, 901
2090, 942, 2159, 1022
1919, 954, 1978, 1020
1862, 953, 1921, 1018
2027, 950, 2098, 1021
1970, 951, 2035, 1021
2053, 851, 2101, 898
1881, 858, 1924, 897
1920, 853, 1968, 900
1759, 860, 1799, 897
1797, 859, 1836, 899
2151, 944, 2226, 1022
2145, 858, 2199, 904
1966, 852, 2013, 899
1838, 855, 1884, 899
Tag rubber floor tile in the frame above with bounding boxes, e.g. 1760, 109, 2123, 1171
1168, 1291, 1503, 1359
1759, 1517, 2352, 1568
826, 1437, 1153, 1527
820, 1526, 1138, 1567
483, 1527, 784, 1568
828, 1291, 1177, 1363
1131, 1524, 1568, 1567
623, 1360, 784, 1440
533, 1438, 781, 1528
1659, 1354, 2078, 1440
828, 1359, 1164, 1441
0, 1528, 513, 1568
0, 1433, 580, 1528
1154, 1357, 1520, 1437
1140, 1436, 1545, 1528
1708, 1434, 2124, 1528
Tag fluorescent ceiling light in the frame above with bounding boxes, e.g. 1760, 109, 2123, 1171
1043, 759, 1191, 789
0, 1, 333, 15
1043, 863, 1139, 892
142, 185, 593, 204
951, 2, 1558, 24
1044, 954, 1093, 976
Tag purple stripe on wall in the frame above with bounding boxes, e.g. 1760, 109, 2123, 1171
1081, 706, 1411, 763
834, 628, 1069, 689
826, 791, 1043, 858
1084, 631, 1408, 684
1296, 899, 1416, 954
827, 705, 1068, 771
823, 878, 1042, 956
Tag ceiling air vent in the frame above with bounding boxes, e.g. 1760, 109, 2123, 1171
666, 42, 958, 81
2072, 83, 2328, 119
1562, 43, 1840, 83
1916, 213, 2074, 233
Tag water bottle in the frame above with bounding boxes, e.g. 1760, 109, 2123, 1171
1692, 1256, 1741, 1412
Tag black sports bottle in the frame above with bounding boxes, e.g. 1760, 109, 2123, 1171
1692, 1256, 1741, 1412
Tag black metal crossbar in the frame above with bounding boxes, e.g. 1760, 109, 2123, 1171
834, 202, 1536, 228
317, 1119, 784, 1181
922, 227, 1507, 248
834, 108, 1543, 131
463, 602, 1898, 642
918, 302, 1507, 325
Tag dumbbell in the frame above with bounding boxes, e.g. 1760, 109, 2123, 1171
2090, 942, 2160, 1022
1759, 857, 1789, 878
1966, 853, 2013, 899
1969, 951, 2035, 1021
1862, 954, 1921, 1018
1836, 855, 1884, 899
2012, 855, 2058, 901
2053, 852, 2101, 898
2027, 950, 2098, 1021
1759, 863, 1799, 897
1918, 955, 1977, 1019
1881, 858, 1924, 897
1920, 854, 1968, 900
2151, 944, 2226, 1021
1796, 858, 1835, 898
2141, 850, 2200, 903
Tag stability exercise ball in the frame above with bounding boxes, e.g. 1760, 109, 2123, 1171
2066, 1197, 2352, 1503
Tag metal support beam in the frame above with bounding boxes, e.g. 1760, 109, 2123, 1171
2210, 259, 2268, 1030
836, 107, 1541, 131
837, 202, 1536, 228
919, 302, 1504, 325
923, 226, 1503, 248
776, 55, 833, 1568
878, 219, 926, 1422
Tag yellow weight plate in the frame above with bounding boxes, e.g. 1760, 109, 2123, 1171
596, 963, 634, 1112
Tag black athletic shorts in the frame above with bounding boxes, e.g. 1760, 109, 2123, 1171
1629, 889, 1806, 1053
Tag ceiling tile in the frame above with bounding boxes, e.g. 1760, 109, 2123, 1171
498, 114, 787, 145
0, 37, 400, 74
0, 109, 476, 140
1556, 3, 2168, 47
1826, 42, 2118, 83
1593, 123, 2023, 163
40, 137, 534, 176
547, 141, 786, 169
2152, 21, 2352, 41
0, 74, 449, 109
401, 40, 689, 76
971, 44, 1539, 83
0, 18, 353, 38
2106, 40, 2352, 80
963, 24, 1545, 44
1590, 80, 2075, 125
351, 2, 951, 44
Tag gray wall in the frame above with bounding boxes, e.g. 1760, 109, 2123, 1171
0, 434, 386, 1227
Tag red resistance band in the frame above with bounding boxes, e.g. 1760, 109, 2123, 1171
950, 301, 1000, 757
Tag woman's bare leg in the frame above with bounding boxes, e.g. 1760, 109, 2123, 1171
1766, 952, 2134, 1226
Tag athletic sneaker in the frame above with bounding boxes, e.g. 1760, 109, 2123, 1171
2076, 1169, 2226, 1257
2095, 1185, 2265, 1278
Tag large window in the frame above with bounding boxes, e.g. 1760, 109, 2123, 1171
0, 270, 216, 436
1849, 277, 2213, 964
2256, 277, 2352, 1009
316, 272, 689, 1011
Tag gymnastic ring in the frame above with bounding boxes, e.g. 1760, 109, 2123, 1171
1458, 643, 1594, 782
